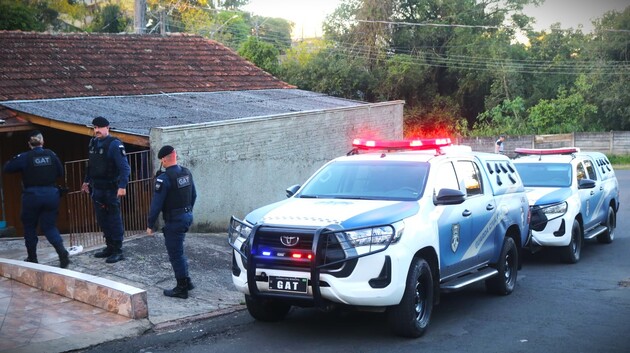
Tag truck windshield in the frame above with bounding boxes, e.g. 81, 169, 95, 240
298, 160, 429, 201
514, 163, 572, 187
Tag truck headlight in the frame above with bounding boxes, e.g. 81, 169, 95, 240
344, 221, 404, 248
228, 217, 252, 245
541, 202, 567, 215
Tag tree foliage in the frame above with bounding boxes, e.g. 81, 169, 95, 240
4, 0, 629, 137
90, 4, 131, 33
278, 0, 629, 137
238, 37, 280, 75
0, 0, 68, 31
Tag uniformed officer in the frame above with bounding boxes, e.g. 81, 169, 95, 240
147, 145, 197, 299
81, 116, 131, 263
3, 130, 69, 268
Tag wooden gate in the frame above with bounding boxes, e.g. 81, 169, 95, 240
64, 150, 153, 248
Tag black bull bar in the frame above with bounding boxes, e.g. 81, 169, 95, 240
228, 216, 396, 306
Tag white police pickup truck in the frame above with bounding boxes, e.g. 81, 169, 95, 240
228, 138, 530, 338
512, 147, 619, 263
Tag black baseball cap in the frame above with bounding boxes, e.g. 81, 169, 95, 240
157, 145, 174, 159
92, 116, 110, 127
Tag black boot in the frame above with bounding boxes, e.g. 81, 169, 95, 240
105, 240, 124, 263
24, 247, 38, 263
94, 239, 113, 258
164, 278, 189, 299
186, 277, 195, 291
53, 243, 70, 269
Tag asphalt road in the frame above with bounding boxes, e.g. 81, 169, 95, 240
83, 171, 630, 353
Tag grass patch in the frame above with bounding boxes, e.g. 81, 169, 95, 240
607, 154, 630, 170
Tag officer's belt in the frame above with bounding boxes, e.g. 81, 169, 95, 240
163, 206, 192, 221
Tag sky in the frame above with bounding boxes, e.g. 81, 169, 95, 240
242, 0, 629, 39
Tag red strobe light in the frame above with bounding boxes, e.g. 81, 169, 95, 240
514, 147, 580, 155
352, 138, 452, 151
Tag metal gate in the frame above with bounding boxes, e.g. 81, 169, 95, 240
64, 150, 153, 248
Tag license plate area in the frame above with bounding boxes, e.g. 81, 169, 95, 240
268, 276, 308, 293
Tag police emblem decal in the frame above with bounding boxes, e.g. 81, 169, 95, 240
451, 223, 460, 253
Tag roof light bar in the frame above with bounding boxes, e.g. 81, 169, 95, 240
515, 147, 580, 155
352, 138, 452, 151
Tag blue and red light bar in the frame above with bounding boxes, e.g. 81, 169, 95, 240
352, 138, 452, 151
515, 147, 580, 155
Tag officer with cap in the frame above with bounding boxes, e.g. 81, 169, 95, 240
81, 116, 131, 263
3, 130, 69, 268
147, 145, 197, 299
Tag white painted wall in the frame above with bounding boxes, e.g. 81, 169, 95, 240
149, 101, 405, 232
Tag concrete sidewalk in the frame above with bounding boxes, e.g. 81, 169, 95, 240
0, 233, 245, 352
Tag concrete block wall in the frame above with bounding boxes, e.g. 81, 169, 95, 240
149, 101, 404, 232
460, 131, 630, 157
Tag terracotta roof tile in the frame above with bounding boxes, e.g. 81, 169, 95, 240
0, 31, 294, 101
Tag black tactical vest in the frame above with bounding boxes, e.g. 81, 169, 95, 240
23, 149, 57, 188
163, 167, 193, 213
88, 136, 118, 182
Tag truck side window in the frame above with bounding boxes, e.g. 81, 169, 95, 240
583, 160, 598, 180
576, 163, 586, 181
434, 162, 460, 194
455, 160, 483, 197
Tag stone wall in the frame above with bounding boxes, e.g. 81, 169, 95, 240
150, 101, 405, 232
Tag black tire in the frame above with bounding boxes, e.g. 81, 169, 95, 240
387, 257, 434, 338
486, 237, 518, 295
244, 295, 291, 322
597, 205, 616, 244
561, 220, 582, 264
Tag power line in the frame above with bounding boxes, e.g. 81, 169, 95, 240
357, 19, 503, 30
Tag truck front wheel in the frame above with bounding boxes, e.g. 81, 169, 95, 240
387, 257, 434, 338
245, 295, 291, 322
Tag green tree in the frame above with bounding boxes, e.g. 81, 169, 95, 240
251, 16, 293, 53
527, 84, 598, 134
238, 36, 280, 75
90, 4, 131, 33
0, 0, 78, 31
0, 0, 45, 31
584, 6, 630, 130
473, 97, 528, 136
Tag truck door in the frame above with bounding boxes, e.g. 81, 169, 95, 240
434, 161, 476, 278
578, 158, 603, 229
454, 160, 497, 265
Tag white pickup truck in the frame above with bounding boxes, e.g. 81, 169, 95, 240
228, 138, 530, 337
512, 147, 619, 263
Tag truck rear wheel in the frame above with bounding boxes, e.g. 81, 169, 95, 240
486, 237, 518, 295
387, 257, 434, 338
245, 295, 291, 322
597, 205, 616, 244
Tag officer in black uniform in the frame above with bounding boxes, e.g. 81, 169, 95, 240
3, 130, 69, 268
81, 117, 131, 263
147, 145, 197, 299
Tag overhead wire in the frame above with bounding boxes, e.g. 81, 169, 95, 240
133, 4, 630, 76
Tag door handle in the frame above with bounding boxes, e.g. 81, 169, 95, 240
486, 204, 495, 211
462, 210, 472, 217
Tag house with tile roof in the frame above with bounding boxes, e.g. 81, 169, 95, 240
0, 31, 403, 239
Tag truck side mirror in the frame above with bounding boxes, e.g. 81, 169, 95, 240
286, 184, 301, 198
434, 188, 466, 205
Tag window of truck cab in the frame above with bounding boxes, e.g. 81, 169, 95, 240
297, 160, 430, 201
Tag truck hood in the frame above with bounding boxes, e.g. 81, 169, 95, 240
524, 187, 573, 206
246, 198, 419, 228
